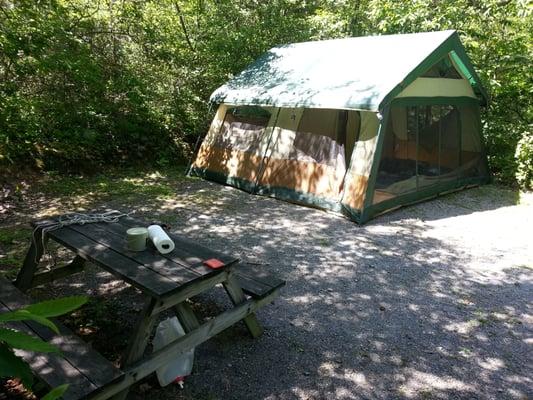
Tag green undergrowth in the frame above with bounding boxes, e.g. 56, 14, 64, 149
0, 226, 32, 278
0, 166, 193, 277
37, 166, 191, 203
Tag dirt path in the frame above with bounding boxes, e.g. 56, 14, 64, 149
1, 173, 531, 400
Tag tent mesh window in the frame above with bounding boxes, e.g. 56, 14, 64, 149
422, 56, 462, 79
373, 106, 418, 202
373, 103, 483, 204
291, 108, 345, 169
215, 106, 271, 153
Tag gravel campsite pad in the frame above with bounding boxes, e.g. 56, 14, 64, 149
1, 173, 532, 400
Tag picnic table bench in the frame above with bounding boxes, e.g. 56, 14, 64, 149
2, 214, 285, 400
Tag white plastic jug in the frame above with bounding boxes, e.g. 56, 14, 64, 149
153, 317, 195, 387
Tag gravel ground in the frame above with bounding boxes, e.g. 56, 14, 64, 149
12, 179, 533, 400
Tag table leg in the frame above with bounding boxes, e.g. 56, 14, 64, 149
15, 226, 48, 292
174, 302, 200, 333
111, 297, 158, 400
222, 273, 263, 338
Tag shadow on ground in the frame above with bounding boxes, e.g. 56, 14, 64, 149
2, 174, 531, 400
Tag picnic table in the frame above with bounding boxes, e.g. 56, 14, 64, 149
3, 214, 284, 400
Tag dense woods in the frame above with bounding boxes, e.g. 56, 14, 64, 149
0, 0, 531, 188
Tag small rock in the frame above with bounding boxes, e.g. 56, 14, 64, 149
138, 383, 152, 392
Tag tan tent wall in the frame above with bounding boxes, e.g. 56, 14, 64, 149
396, 77, 476, 99
193, 104, 276, 185
193, 104, 374, 210
341, 112, 380, 210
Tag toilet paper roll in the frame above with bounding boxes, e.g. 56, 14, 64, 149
148, 225, 175, 255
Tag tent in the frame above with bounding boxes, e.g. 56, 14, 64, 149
190, 30, 490, 223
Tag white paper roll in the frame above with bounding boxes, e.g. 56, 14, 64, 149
148, 225, 175, 255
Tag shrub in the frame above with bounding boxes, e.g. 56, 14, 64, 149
515, 131, 533, 190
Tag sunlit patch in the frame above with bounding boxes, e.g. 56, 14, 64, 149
289, 387, 320, 400
317, 361, 372, 392
289, 295, 320, 304
477, 357, 505, 371
398, 369, 476, 398
443, 319, 480, 334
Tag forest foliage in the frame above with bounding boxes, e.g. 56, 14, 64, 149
0, 0, 531, 187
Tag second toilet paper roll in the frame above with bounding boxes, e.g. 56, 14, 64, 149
148, 225, 175, 255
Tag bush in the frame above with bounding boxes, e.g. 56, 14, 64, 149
0, 0, 531, 185
515, 131, 533, 190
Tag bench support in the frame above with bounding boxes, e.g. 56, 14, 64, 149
15, 226, 47, 292
223, 273, 263, 338
111, 297, 158, 400
87, 287, 282, 400
174, 301, 200, 333
30, 256, 86, 288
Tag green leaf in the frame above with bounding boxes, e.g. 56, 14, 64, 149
24, 296, 88, 318
42, 383, 70, 400
0, 310, 59, 334
0, 343, 33, 388
0, 328, 58, 353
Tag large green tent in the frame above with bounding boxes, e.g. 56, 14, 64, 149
190, 30, 490, 223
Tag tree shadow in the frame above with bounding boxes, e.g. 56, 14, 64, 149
3, 174, 531, 400
146, 180, 532, 400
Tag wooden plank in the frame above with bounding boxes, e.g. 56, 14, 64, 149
87, 287, 283, 400
47, 227, 177, 298
103, 218, 239, 276
174, 302, 200, 333
222, 273, 264, 338
119, 217, 238, 267
67, 222, 200, 287
30, 256, 86, 288
97, 221, 210, 274
15, 225, 47, 292
234, 265, 286, 299
0, 278, 124, 399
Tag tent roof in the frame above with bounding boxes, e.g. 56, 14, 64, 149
210, 30, 488, 112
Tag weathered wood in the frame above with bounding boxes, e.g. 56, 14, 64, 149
67, 222, 201, 286
174, 302, 200, 333
120, 217, 238, 266
15, 225, 47, 292
235, 265, 286, 299
30, 255, 86, 288
111, 297, 158, 400
0, 278, 124, 400
87, 287, 282, 400
223, 273, 264, 338
150, 269, 230, 316
97, 221, 210, 274
48, 227, 178, 297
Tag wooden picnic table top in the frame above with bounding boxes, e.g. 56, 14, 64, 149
33, 215, 239, 299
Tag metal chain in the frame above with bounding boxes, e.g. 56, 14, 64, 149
32, 211, 131, 264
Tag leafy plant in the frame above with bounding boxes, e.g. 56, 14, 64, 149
0, 295, 88, 399
516, 131, 533, 190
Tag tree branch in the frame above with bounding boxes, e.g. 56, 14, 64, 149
173, 0, 195, 52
